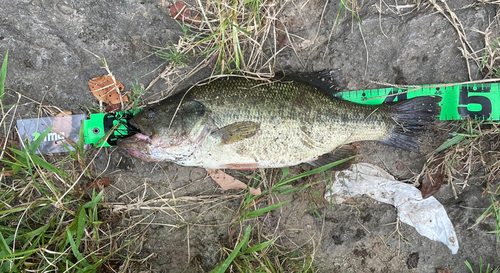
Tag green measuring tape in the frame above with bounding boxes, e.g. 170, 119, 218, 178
335, 82, 499, 121
82, 82, 499, 147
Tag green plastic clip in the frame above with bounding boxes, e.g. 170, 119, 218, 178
83, 110, 141, 147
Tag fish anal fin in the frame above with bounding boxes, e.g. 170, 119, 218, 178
308, 144, 358, 171
212, 121, 260, 145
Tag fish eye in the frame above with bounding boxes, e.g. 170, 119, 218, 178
146, 109, 155, 118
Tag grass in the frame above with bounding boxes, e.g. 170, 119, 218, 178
209, 157, 354, 271
485, 195, 500, 245
425, 119, 500, 191
0, 127, 107, 271
0, 49, 7, 101
185, 0, 274, 74
479, 27, 500, 78
333, 0, 361, 33
211, 225, 275, 273
183, 0, 364, 75
465, 257, 500, 273
212, 224, 316, 273
147, 0, 282, 98
0, 50, 144, 272
129, 77, 147, 110
152, 46, 190, 68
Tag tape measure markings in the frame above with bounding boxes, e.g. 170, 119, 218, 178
335, 83, 500, 121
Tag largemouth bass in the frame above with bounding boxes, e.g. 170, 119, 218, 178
118, 74, 439, 169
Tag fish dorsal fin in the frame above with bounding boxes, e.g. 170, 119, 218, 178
276, 70, 346, 97
212, 121, 260, 145
308, 144, 358, 171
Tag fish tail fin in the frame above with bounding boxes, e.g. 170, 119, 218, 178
383, 96, 441, 152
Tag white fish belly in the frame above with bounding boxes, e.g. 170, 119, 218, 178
191, 120, 389, 169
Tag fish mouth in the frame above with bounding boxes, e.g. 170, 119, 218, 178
117, 133, 156, 162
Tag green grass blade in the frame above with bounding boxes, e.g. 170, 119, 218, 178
78, 119, 86, 159
244, 239, 274, 254
76, 208, 86, 250
0, 49, 8, 101
270, 184, 301, 195
280, 168, 290, 182
0, 231, 13, 256
0, 248, 40, 261
26, 126, 53, 155
431, 134, 465, 155
30, 155, 69, 178
66, 227, 91, 268
334, 3, 344, 33
0, 205, 39, 216
19, 225, 49, 240
274, 156, 356, 189
310, 203, 321, 218
211, 225, 251, 273
243, 200, 291, 219
83, 189, 104, 209
62, 141, 78, 159
228, 21, 251, 35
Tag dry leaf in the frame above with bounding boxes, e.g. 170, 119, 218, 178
437, 269, 452, 273
169, 2, 202, 25
88, 75, 128, 105
43, 106, 72, 116
106, 102, 121, 112
55, 110, 72, 117
90, 178, 111, 189
206, 168, 261, 195
421, 154, 446, 199
275, 21, 290, 50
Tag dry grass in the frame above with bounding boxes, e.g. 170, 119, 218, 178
480, 11, 500, 78
145, 0, 287, 102
419, 1, 500, 197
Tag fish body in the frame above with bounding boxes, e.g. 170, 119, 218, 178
118, 75, 439, 169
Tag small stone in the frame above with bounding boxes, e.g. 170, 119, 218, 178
57, 3, 75, 15
395, 161, 405, 170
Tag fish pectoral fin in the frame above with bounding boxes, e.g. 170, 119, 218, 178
212, 121, 260, 145
308, 144, 358, 171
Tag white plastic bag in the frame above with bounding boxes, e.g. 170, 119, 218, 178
325, 163, 459, 254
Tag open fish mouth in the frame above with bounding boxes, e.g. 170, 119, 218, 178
117, 133, 156, 162
118, 133, 151, 146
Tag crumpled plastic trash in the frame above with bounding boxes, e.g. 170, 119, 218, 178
324, 163, 459, 254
